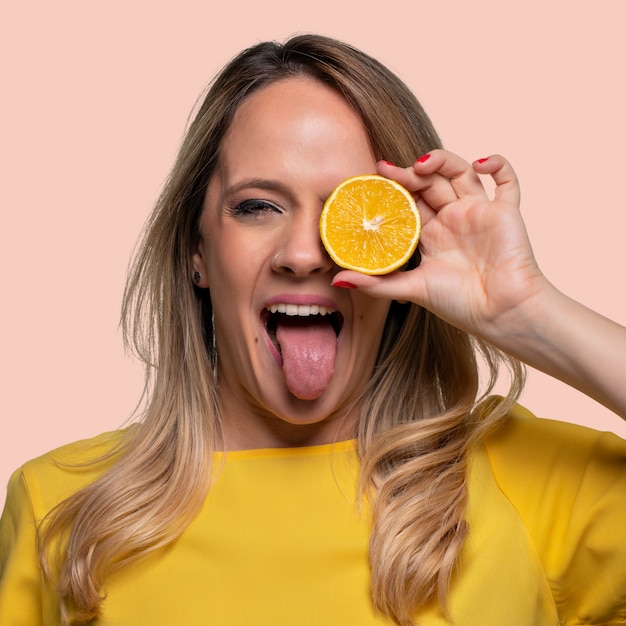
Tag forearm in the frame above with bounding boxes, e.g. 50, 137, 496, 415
492, 281, 626, 419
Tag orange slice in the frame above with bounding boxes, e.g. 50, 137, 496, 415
320, 174, 421, 275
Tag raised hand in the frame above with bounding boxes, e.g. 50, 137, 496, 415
332, 150, 626, 418
333, 150, 549, 346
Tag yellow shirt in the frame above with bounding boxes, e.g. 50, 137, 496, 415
1, 405, 626, 625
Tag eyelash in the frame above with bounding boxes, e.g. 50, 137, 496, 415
229, 199, 282, 216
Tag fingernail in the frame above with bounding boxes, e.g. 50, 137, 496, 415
416, 154, 431, 164
382, 160, 395, 166
476, 157, 489, 164
333, 281, 358, 289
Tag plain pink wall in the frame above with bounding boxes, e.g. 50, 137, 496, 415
2, 0, 625, 508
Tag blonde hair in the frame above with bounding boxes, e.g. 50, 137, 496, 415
40, 34, 524, 625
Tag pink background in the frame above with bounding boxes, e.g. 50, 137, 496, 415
2, 1, 625, 508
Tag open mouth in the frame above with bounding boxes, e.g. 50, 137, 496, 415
261, 303, 344, 400
262, 304, 343, 354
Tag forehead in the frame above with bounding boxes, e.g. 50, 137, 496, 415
218, 77, 374, 175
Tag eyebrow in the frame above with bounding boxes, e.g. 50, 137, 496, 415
223, 178, 298, 205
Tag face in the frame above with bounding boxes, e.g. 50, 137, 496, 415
192, 77, 391, 448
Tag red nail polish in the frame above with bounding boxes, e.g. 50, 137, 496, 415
416, 154, 431, 163
476, 157, 489, 163
382, 160, 395, 166
333, 281, 358, 289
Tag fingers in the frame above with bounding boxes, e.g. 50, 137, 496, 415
380, 149, 485, 203
378, 150, 520, 213
413, 151, 486, 200
472, 154, 521, 207
378, 157, 459, 215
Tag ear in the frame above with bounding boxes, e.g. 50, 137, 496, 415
191, 238, 210, 289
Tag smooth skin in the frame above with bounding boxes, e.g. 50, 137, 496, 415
336, 153, 626, 419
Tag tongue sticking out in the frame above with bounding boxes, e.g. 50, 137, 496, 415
275, 316, 337, 400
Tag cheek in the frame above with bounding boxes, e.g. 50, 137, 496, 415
201, 215, 235, 277
204, 228, 266, 302
206, 242, 238, 294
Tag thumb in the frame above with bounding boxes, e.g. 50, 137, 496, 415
331, 269, 424, 304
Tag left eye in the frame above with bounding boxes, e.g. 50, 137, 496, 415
231, 199, 281, 216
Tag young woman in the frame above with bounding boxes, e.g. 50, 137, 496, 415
1, 34, 625, 626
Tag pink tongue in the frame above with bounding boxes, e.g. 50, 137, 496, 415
275, 316, 337, 400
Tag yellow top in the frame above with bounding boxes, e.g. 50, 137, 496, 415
1, 405, 626, 625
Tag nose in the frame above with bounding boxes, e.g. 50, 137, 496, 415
272, 211, 333, 276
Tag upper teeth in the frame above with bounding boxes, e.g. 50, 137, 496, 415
267, 303, 335, 316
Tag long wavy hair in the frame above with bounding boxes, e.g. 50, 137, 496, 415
40, 34, 524, 625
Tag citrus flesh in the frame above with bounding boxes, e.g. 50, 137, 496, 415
320, 175, 421, 275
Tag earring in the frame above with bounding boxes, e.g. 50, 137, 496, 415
193, 271, 201, 284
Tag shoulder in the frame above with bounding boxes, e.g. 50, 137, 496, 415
24, 427, 131, 467
0, 431, 130, 623
482, 403, 626, 525
480, 404, 626, 623
15, 428, 133, 519
484, 403, 626, 493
